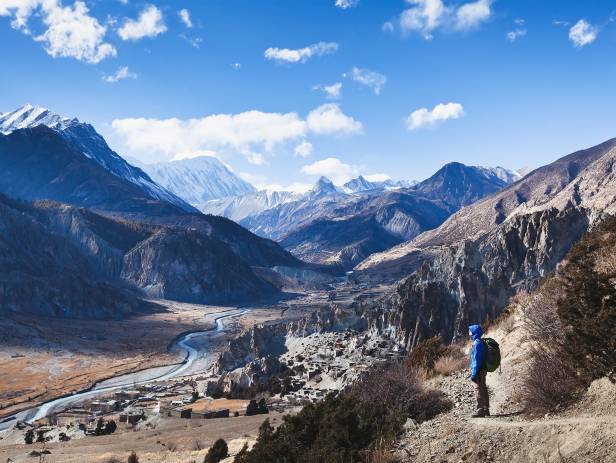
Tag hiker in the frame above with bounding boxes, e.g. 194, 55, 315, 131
469, 324, 490, 417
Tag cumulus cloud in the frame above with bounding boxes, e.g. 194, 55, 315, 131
351, 67, 387, 95
568, 19, 598, 48
307, 104, 363, 135
264, 41, 338, 63
178, 8, 192, 28
294, 141, 313, 157
314, 82, 342, 99
406, 102, 464, 130
0, 0, 116, 63
117, 5, 166, 41
102, 66, 137, 83
301, 157, 360, 184
112, 104, 362, 163
454, 0, 491, 30
390, 0, 492, 40
335, 0, 359, 9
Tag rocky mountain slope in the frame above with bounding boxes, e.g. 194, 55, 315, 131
0, 195, 282, 317
141, 156, 256, 204
360, 137, 616, 349
0, 194, 155, 319
0, 125, 193, 217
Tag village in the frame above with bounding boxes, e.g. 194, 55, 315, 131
3, 321, 403, 449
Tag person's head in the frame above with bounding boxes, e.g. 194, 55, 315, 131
468, 324, 483, 340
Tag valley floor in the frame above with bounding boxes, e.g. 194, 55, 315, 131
0, 293, 325, 422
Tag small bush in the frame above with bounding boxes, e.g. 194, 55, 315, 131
204, 438, 229, 463
433, 353, 466, 377
406, 336, 449, 371
127, 452, 139, 463
24, 428, 34, 445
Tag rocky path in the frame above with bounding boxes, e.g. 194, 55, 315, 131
395, 321, 616, 463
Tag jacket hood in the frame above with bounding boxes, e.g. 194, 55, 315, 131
469, 324, 483, 340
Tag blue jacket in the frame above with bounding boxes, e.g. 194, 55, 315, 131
469, 324, 485, 379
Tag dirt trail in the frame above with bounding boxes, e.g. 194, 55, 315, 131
395, 316, 616, 462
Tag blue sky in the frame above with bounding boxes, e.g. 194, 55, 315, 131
1, 0, 616, 191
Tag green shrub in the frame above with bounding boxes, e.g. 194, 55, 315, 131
127, 451, 139, 463
557, 226, 616, 383
204, 438, 229, 463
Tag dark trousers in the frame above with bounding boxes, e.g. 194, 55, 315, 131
476, 369, 489, 412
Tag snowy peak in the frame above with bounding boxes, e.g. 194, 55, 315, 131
142, 156, 256, 204
343, 176, 378, 193
0, 104, 76, 134
308, 176, 340, 198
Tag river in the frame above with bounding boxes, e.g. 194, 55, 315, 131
0, 309, 249, 431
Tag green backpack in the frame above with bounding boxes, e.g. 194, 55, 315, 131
482, 338, 501, 373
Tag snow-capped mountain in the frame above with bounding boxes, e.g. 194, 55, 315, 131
0, 104, 193, 211
141, 156, 256, 205
198, 189, 300, 221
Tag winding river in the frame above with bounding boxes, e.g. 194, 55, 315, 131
0, 309, 249, 431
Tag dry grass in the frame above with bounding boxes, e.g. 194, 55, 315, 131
433, 353, 467, 377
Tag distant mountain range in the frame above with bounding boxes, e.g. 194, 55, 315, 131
0, 105, 310, 316
232, 164, 518, 268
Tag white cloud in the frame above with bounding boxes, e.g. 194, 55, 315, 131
393, 0, 492, 39
514, 18, 525, 26
568, 19, 598, 48
0, 0, 116, 63
406, 102, 464, 130
301, 157, 359, 184
351, 67, 387, 95
112, 105, 362, 163
307, 104, 363, 135
506, 28, 526, 42
454, 0, 492, 30
294, 141, 313, 157
117, 5, 166, 41
102, 66, 137, 83
178, 8, 192, 28
180, 34, 202, 48
231, 62, 241, 70
314, 82, 342, 99
364, 173, 391, 182
264, 41, 338, 63
335, 0, 359, 9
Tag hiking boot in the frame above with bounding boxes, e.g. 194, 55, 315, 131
471, 410, 487, 418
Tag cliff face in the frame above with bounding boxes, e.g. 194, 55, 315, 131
121, 228, 277, 304
369, 206, 589, 349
